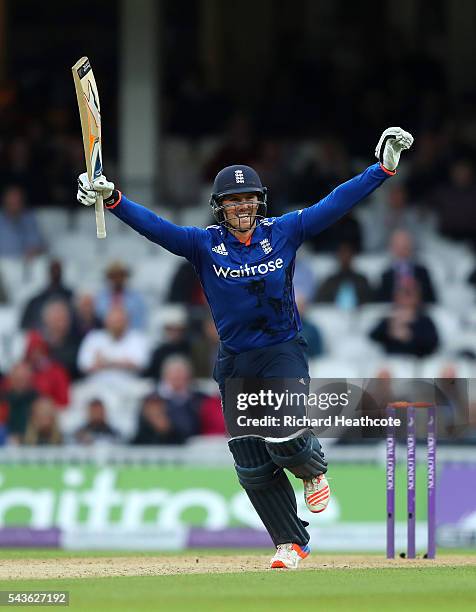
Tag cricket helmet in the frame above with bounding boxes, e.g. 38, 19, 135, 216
209, 164, 268, 231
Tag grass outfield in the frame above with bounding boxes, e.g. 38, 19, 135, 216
0, 550, 474, 612
0, 548, 473, 558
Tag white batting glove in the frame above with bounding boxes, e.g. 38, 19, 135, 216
92, 176, 115, 199
77, 173, 115, 206
375, 127, 414, 172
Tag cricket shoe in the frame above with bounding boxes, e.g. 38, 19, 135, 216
304, 474, 330, 513
270, 543, 310, 569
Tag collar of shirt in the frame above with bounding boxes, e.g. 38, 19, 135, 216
224, 223, 264, 247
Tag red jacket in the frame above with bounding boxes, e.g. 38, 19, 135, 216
25, 332, 70, 408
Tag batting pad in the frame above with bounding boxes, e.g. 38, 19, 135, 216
265, 428, 328, 480
228, 436, 310, 547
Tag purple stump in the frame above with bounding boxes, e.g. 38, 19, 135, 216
386, 405, 396, 559
406, 405, 416, 559
427, 405, 437, 558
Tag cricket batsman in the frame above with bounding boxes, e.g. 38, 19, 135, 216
77, 127, 413, 568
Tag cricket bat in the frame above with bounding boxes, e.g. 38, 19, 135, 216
72, 56, 106, 239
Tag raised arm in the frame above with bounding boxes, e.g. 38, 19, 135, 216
277, 127, 413, 247
77, 175, 205, 262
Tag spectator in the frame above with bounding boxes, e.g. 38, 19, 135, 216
190, 315, 220, 378
145, 306, 190, 380
295, 294, 324, 358
202, 114, 257, 182
23, 397, 63, 445
253, 139, 291, 215
198, 394, 226, 435
369, 282, 439, 357
157, 356, 201, 438
1, 362, 38, 444
315, 242, 373, 307
310, 213, 362, 253
431, 158, 476, 247
77, 305, 149, 386
338, 370, 393, 445
21, 259, 73, 330
0, 137, 36, 200
406, 131, 446, 202
132, 393, 187, 445
73, 292, 102, 341
290, 138, 350, 205
0, 185, 44, 258
362, 184, 424, 252
436, 364, 467, 441
41, 300, 80, 379
24, 331, 70, 407
290, 140, 361, 252
293, 254, 317, 303
75, 398, 119, 445
377, 230, 436, 303
95, 261, 147, 330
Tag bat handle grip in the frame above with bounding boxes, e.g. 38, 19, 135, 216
95, 194, 107, 239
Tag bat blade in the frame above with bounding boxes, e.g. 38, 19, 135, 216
72, 56, 106, 239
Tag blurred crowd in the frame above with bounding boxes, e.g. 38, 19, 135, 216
0, 257, 226, 446
0, 220, 475, 445
1, 32, 476, 446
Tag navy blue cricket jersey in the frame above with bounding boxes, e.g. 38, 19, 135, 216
108, 163, 392, 353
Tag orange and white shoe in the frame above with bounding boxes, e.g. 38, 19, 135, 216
270, 543, 310, 569
304, 474, 330, 513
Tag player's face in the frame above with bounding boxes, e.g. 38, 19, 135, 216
221, 193, 259, 232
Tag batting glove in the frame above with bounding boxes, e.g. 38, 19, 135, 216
77, 173, 115, 206
375, 127, 414, 172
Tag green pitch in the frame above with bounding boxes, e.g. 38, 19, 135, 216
0, 550, 474, 612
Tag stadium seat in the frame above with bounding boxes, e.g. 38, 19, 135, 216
458, 310, 476, 330
329, 335, 383, 362
0, 256, 82, 307
440, 283, 475, 315
51, 233, 97, 261
369, 357, 419, 379
443, 330, 476, 360
426, 305, 461, 352
61, 378, 154, 441
307, 254, 338, 284
0, 257, 26, 304
309, 357, 360, 379
74, 208, 127, 236
0, 306, 19, 371
357, 303, 392, 335
180, 206, 214, 228
162, 138, 201, 205
147, 304, 188, 344
417, 356, 475, 379
36, 208, 71, 242
306, 306, 357, 351
133, 256, 180, 301
353, 254, 389, 285
59, 382, 121, 438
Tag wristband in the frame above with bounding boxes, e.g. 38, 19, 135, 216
379, 163, 396, 176
104, 190, 122, 209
